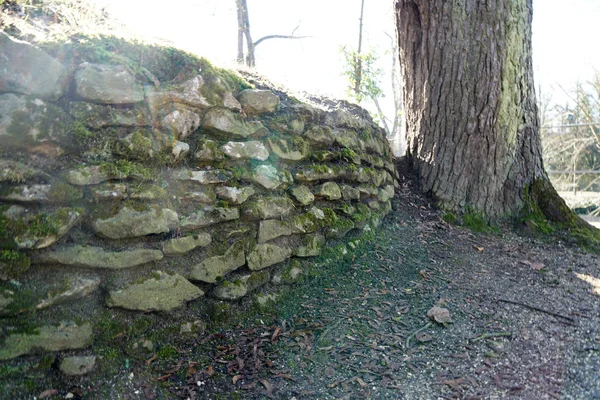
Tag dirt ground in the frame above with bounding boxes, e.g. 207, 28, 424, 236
3, 168, 600, 400
136, 169, 599, 400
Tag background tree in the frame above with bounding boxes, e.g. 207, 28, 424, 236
394, 0, 588, 230
235, 0, 308, 67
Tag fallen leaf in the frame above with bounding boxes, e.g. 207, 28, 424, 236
473, 245, 484, 252
232, 375, 243, 384
427, 306, 452, 324
531, 262, 545, 270
145, 354, 158, 365
259, 379, 273, 395
356, 377, 368, 388
39, 389, 58, 399
206, 365, 214, 376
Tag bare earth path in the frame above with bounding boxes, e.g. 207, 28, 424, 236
143, 171, 600, 400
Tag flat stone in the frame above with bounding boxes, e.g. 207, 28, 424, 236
326, 218, 356, 239
16, 208, 83, 250
221, 141, 269, 161
295, 165, 341, 182
238, 89, 280, 115
202, 108, 268, 139
67, 166, 119, 186
289, 185, 314, 205
243, 196, 295, 220
267, 137, 309, 161
0, 32, 66, 99
128, 184, 168, 201
75, 62, 143, 104
35, 245, 163, 269
161, 109, 200, 139
36, 277, 101, 310
189, 241, 245, 283
289, 208, 325, 234
295, 233, 325, 257
215, 186, 255, 205
0, 323, 92, 360
258, 220, 292, 243
106, 271, 203, 312
60, 356, 96, 376
68, 101, 148, 128
91, 183, 127, 201
315, 182, 342, 200
181, 187, 217, 204
333, 129, 363, 152
180, 207, 239, 229
378, 188, 391, 202
212, 270, 270, 300
162, 233, 212, 256
173, 169, 230, 184
247, 243, 292, 271
252, 164, 281, 189
0, 184, 51, 202
340, 184, 361, 200
92, 207, 178, 239
304, 126, 334, 146
0, 159, 49, 183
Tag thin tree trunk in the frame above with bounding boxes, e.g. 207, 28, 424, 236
236, 0, 245, 63
395, 0, 575, 222
353, 0, 365, 97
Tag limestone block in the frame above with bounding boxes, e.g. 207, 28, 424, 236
212, 270, 270, 300
202, 108, 268, 139
173, 169, 230, 184
252, 164, 281, 189
60, 356, 96, 376
247, 243, 292, 271
75, 63, 143, 104
35, 245, 163, 269
106, 271, 203, 312
36, 277, 101, 310
340, 184, 361, 201
68, 101, 149, 128
258, 220, 292, 243
243, 196, 295, 220
92, 207, 178, 239
181, 187, 217, 204
161, 109, 200, 139
0, 32, 66, 99
215, 186, 255, 205
162, 233, 212, 256
194, 139, 225, 162
304, 126, 334, 146
15, 208, 83, 250
179, 207, 240, 229
289, 185, 314, 205
0, 323, 93, 360
238, 89, 280, 115
221, 140, 269, 161
315, 182, 342, 200
267, 137, 309, 161
189, 241, 245, 283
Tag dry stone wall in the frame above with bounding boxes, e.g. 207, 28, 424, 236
0, 33, 398, 360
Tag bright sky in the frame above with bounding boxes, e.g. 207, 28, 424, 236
99, 0, 600, 114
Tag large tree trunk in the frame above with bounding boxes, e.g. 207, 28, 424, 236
394, 0, 574, 222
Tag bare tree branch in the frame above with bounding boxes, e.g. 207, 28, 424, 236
254, 34, 310, 47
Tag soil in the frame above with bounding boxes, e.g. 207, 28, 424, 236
3, 164, 600, 399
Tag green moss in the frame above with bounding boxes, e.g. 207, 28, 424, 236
312, 151, 334, 162
99, 159, 152, 180
462, 210, 500, 234
312, 164, 332, 174
209, 301, 233, 324
352, 204, 372, 223
442, 212, 457, 224
156, 345, 178, 359
47, 182, 83, 203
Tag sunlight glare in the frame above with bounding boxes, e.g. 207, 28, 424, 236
575, 272, 600, 295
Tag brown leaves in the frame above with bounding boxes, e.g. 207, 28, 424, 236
427, 306, 452, 324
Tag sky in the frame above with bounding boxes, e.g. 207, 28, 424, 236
98, 0, 600, 133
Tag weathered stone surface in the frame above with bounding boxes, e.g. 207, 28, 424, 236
289, 185, 314, 205
172, 141, 190, 161
181, 187, 217, 204
295, 165, 341, 182
289, 207, 325, 234
0, 32, 66, 99
127, 184, 168, 201
16, 208, 83, 250
202, 108, 268, 138
162, 109, 200, 139
0, 184, 51, 202
252, 164, 282, 189
173, 169, 230, 184
91, 183, 127, 201
180, 207, 239, 229
212, 270, 270, 300
0, 159, 49, 183
106, 271, 203, 312
67, 166, 119, 186
243, 196, 295, 220
324, 109, 367, 130
247, 243, 292, 271
384, 185, 395, 199
35, 245, 163, 269
0, 323, 92, 360
163, 233, 212, 256
36, 277, 101, 310
75, 63, 143, 104
0, 290, 14, 315
92, 207, 178, 239
315, 182, 342, 200
258, 220, 292, 243
325, 218, 356, 239
0, 94, 71, 146
221, 141, 269, 161
267, 137, 309, 161
189, 241, 245, 283
378, 188, 391, 202
194, 139, 225, 162
295, 233, 325, 257
215, 186, 255, 205
238, 89, 280, 115
304, 126, 334, 146
68, 101, 148, 128
60, 356, 96, 376
333, 129, 364, 152
340, 184, 361, 201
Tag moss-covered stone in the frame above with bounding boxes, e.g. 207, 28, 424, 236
35, 245, 163, 269
258, 219, 293, 243
59, 356, 96, 376
295, 233, 325, 257
202, 108, 268, 139
14, 207, 83, 250
162, 233, 212, 256
106, 271, 203, 311
267, 137, 309, 161
189, 241, 245, 283
173, 168, 230, 184
289, 185, 314, 205
242, 196, 295, 220
180, 207, 239, 229
212, 270, 270, 300
215, 186, 255, 205
194, 139, 225, 162
36, 277, 101, 310
315, 181, 342, 200
221, 140, 269, 161
238, 89, 280, 115
74, 62, 143, 104
92, 206, 178, 239
247, 243, 292, 271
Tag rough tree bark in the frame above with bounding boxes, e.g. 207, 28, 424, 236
394, 0, 581, 224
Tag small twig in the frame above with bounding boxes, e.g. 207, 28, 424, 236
471, 332, 512, 342
497, 299, 575, 323
405, 322, 432, 349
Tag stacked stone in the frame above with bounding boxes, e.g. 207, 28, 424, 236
0, 33, 399, 360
